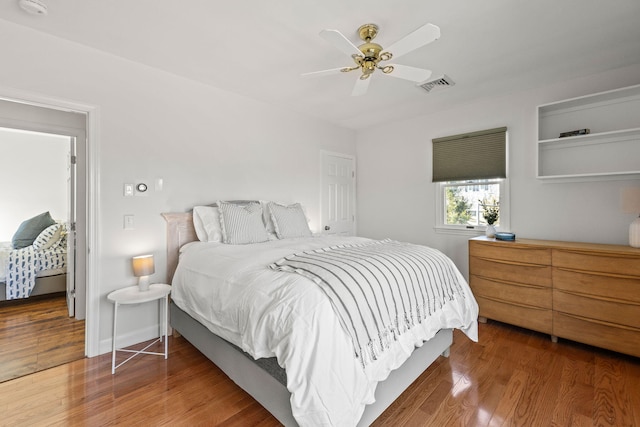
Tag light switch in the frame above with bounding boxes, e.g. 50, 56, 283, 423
124, 183, 134, 197
124, 215, 134, 230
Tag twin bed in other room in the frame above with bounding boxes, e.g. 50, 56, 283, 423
1, 211, 68, 302
164, 200, 478, 426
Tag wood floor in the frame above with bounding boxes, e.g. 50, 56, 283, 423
1, 320, 639, 426
0, 295, 85, 383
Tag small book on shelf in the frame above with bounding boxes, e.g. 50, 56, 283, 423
559, 128, 590, 138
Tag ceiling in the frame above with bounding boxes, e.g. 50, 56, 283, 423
2, 0, 640, 130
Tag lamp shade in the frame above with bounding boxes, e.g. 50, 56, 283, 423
132, 254, 155, 277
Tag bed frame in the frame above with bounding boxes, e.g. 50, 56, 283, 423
0, 273, 67, 302
162, 211, 453, 426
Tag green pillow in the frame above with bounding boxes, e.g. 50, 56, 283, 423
11, 211, 56, 249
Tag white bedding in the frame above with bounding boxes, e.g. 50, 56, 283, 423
0, 242, 11, 282
171, 236, 478, 426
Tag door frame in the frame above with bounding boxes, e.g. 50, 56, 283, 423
0, 86, 100, 357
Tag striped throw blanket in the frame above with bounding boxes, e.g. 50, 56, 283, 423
270, 239, 469, 367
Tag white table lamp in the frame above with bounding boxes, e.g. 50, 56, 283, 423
132, 254, 155, 291
621, 188, 640, 248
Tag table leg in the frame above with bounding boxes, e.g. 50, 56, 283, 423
111, 302, 118, 374
164, 295, 168, 359
158, 298, 163, 343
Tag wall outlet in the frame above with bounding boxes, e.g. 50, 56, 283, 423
124, 215, 134, 230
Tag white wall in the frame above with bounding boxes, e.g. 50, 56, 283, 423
0, 20, 356, 354
0, 128, 68, 241
356, 64, 640, 278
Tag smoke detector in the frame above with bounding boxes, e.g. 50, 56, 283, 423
418, 74, 455, 93
19, 0, 48, 15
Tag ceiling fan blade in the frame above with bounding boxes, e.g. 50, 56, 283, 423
385, 23, 440, 59
301, 67, 348, 78
351, 76, 371, 96
385, 64, 432, 82
320, 29, 362, 57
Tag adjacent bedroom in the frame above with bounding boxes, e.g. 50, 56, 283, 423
0, 127, 84, 382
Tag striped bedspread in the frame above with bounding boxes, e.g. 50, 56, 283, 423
270, 239, 471, 367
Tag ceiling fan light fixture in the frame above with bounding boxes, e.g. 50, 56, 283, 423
304, 22, 441, 96
381, 65, 394, 74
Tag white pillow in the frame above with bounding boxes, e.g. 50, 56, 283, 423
259, 200, 277, 235
218, 201, 270, 244
268, 202, 312, 239
32, 223, 63, 250
193, 206, 223, 242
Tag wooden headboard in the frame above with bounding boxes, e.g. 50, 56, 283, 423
161, 212, 197, 283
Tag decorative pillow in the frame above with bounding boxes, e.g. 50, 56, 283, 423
218, 201, 270, 244
193, 206, 223, 242
32, 223, 63, 250
268, 202, 312, 239
11, 211, 56, 249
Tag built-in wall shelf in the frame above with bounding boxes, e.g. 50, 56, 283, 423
537, 84, 640, 179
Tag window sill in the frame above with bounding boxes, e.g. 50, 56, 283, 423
434, 226, 487, 236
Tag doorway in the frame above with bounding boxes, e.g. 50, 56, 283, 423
0, 127, 85, 381
0, 98, 90, 380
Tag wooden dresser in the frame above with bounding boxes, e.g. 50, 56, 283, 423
469, 236, 640, 357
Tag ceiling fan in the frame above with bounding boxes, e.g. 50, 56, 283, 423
302, 22, 440, 96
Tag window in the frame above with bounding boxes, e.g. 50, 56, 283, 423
432, 127, 509, 234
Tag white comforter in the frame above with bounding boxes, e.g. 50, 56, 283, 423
171, 236, 478, 426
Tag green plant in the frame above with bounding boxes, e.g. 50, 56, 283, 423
446, 187, 472, 225
479, 197, 499, 225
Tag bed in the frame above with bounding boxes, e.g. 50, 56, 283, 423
1, 217, 68, 302
163, 201, 478, 426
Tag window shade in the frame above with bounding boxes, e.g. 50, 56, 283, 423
432, 127, 507, 182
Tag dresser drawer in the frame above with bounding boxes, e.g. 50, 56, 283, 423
553, 311, 640, 358
470, 241, 551, 265
475, 296, 552, 334
553, 249, 640, 277
470, 256, 552, 287
553, 289, 640, 329
553, 268, 640, 304
470, 276, 551, 309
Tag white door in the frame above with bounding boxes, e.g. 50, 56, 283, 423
66, 138, 76, 317
321, 151, 355, 235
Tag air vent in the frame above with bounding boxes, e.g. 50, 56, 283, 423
19, 0, 48, 15
418, 75, 455, 93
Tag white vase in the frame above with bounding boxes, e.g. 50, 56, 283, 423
486, 224, 496, 238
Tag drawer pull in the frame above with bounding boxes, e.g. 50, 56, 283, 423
556, 311, 640, 333
554, 289, 640, 307
473, 256, 548, 268
555, 266, 640, 281
473, 275, 547, 290
480, 295, 549, 311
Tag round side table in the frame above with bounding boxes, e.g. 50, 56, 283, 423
107, 283, 171, 374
